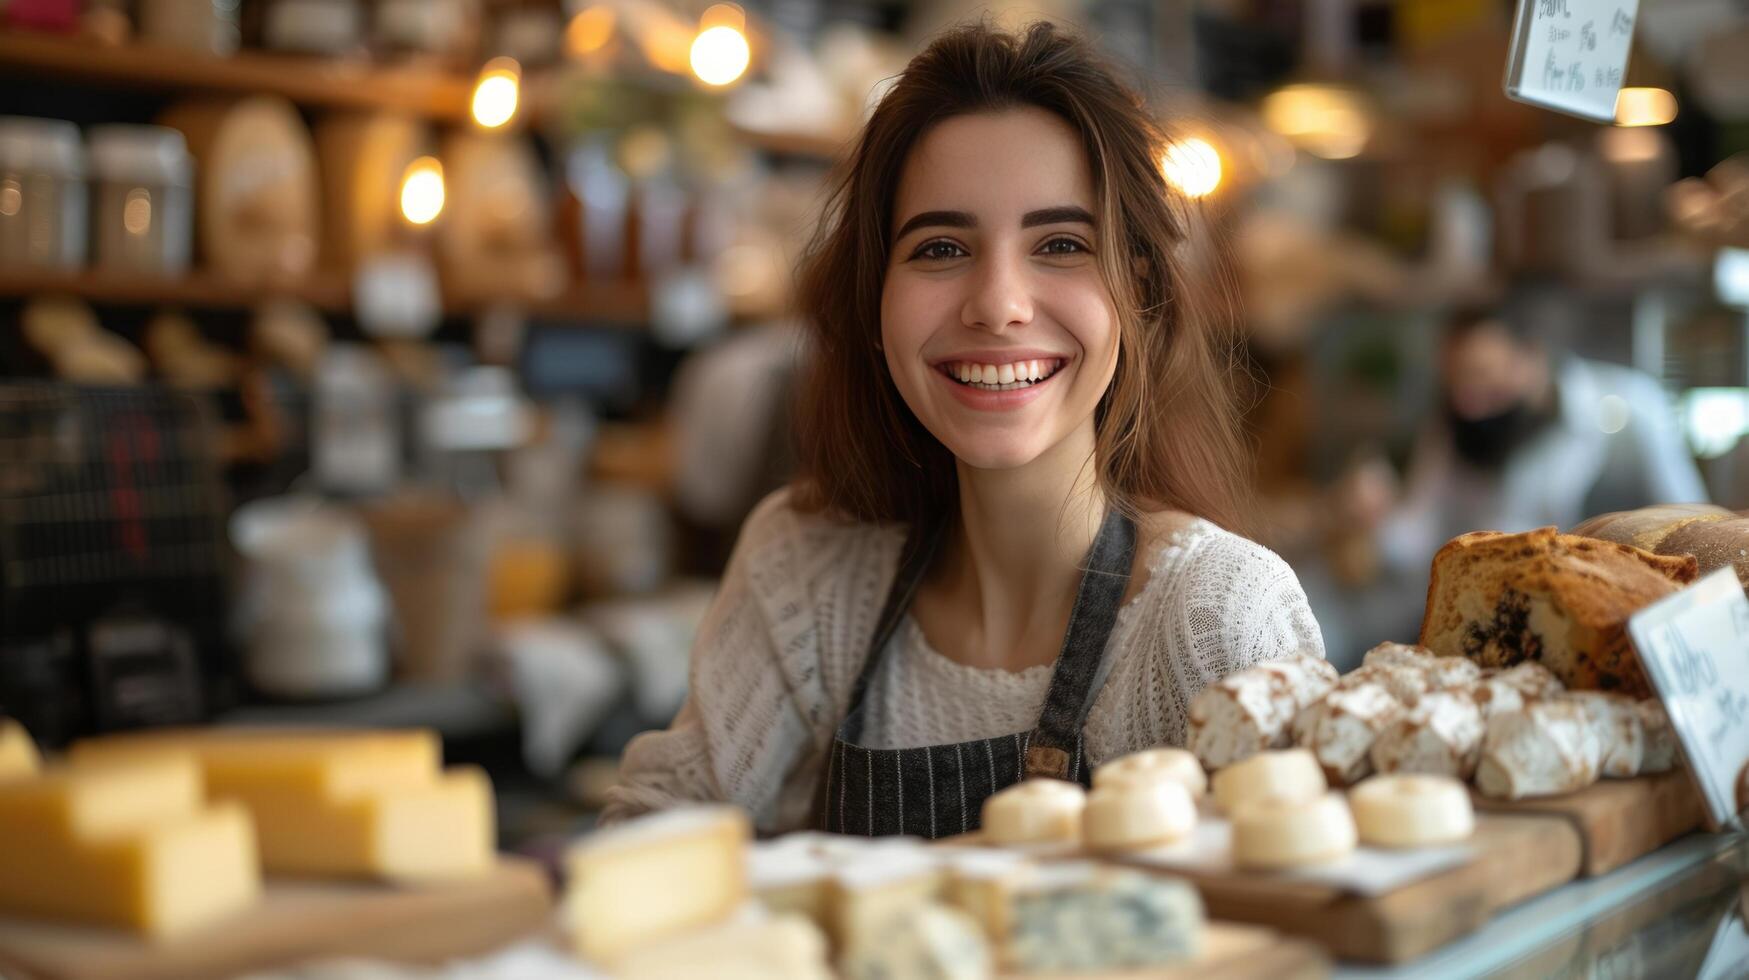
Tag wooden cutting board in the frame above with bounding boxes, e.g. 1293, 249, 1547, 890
0, 859, 553, 980
1005, 922, 1328, 980
1116, 811, 1583, 964
1470, 770, 1705, 878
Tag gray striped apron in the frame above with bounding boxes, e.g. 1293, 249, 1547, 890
818, 508, 1137, 838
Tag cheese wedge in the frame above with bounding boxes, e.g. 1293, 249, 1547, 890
0, 755, 202, 842
566, 806, 750, 964
0, 718, 40, 781
0, 801, 260, 936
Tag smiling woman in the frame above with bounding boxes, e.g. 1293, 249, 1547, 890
604, 21, 1327, 836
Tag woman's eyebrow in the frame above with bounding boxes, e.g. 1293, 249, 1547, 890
1021, 206, 1095, 228
893, 209, 974, 242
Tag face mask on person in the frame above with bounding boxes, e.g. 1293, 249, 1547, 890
1445, 400, 1550, 469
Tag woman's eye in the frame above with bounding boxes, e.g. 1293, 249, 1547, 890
912, 240, 968, 261
1037, 237, 1087, 256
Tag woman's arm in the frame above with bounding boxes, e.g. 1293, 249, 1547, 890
601, 491, 831, 832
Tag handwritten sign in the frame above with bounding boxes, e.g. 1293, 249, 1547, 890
1628, 568, 1749, 832
1504, 0, 1640, 122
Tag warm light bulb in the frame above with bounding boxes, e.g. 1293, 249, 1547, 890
1614, 87, 1677, 127
1161, 138, 1223, 198
400, 157, 445, 226
690, 25, 749, 86
472, 58, 521, 129
566, 5, 615, 57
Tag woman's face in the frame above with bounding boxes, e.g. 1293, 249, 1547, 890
881, 107, 1120, 472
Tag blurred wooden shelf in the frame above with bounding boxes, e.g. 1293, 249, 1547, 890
0, 268, 352, 311
0, 31, 473, 119
728, 123, 847, 161
0, 269, 651, 324
445, 281, 650, 325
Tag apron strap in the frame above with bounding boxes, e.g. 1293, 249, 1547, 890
1024, 508, 1137, 779
839, 514, 946, 745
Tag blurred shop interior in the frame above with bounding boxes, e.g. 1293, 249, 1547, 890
0, 0, 1747, 847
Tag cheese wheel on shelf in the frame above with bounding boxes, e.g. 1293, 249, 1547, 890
1231, 792, 1357, 870
1475, 701, 1602, 800
1092, 748, 1206, 799
1083, 779, 1197, 851
1369, 690, 1486, 780
161, 96, 320, 282
1350, 774, 1474, 848
981, 778, 1085, 845
438, 131, 563, 300
1210, 747, 1326, 815
315, 112, 432, 270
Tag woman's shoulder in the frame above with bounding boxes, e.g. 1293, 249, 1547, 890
730, 486, 905, 605
739, 485, 903, 553
1127, 508, 1301, 607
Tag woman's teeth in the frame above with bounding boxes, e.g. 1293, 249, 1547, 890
945, 358, 1063, 391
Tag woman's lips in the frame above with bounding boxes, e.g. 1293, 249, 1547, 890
934, 359, 1065, 411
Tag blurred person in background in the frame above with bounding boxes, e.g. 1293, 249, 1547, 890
602, 22, 1324, 835
1323, 295, 1708, 653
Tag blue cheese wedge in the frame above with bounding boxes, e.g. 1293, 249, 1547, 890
1003, 863, 1203, 972
840, 902, 993, 980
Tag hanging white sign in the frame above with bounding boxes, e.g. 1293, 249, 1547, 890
1627, 568, 1749, 833
1504, 0, 1641, 122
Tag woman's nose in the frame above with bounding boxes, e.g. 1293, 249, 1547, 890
960, 253, 1034, 332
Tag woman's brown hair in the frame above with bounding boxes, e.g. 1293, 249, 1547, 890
790, 20, 1254, 538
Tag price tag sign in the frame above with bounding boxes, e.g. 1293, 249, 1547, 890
1503, 0, 1640, 122
1628, 568, 1749, 833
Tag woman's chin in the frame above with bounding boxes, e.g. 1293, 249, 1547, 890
943, 439, 1052, 472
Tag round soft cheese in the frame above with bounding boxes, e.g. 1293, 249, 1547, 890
1092, 748, 1207, 799
1083, 780, 1197, 851
981, 779, 1086, 845
1349, 774, 1475, 848
1211, 748, 1326, 815
1231, 792, 1357, 869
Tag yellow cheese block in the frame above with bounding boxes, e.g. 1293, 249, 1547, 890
0, 718, 41, 781
0, 801, 260, 936
71, 728, 442, 803
566, 806, 750, 964
0, 755, 202, 842
72, 728, 493, 880
244, 764, 496, 880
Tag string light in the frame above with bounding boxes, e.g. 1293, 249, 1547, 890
471, 57, 521, 129
1161, 138, 1223, 198
400, 157, 445, 226
1614, 88, 1678, 127
565, 4, 615, 57
690, 5, 750, 87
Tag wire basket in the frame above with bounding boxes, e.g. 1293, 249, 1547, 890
0, 382, 232, 743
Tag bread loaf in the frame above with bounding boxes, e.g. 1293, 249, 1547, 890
1570, 505, 1749, 593
1419, 527, 1698, 698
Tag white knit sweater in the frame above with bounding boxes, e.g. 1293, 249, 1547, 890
602, 488, 1326, 833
